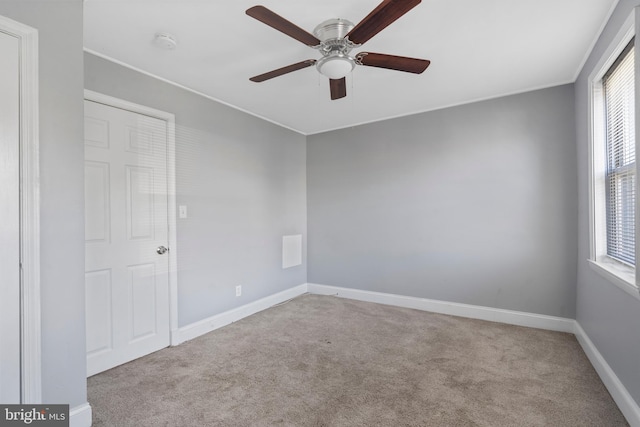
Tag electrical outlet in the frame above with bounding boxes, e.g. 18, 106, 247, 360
235, 285, 242, 297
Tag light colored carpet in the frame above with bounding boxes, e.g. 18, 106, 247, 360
88, 294, 627, 426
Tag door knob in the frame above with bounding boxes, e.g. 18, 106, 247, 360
156, 246, 168, 255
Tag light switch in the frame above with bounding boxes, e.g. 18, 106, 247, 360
179, 205, 187, 219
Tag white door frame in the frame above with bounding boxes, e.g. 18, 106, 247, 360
83, 90, 180, 345
0, 15, 41, 403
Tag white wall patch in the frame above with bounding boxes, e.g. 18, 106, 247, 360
282, 235, 302, 269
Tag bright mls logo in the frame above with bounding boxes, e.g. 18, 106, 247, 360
0, 405, 68, 426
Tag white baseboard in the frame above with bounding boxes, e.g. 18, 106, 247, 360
574, 323, 640, 427
307, 283, 575, 333
70, 402, 92, 427
172, 284, 308, 345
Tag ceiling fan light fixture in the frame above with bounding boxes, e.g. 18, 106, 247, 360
316, 53, 355, 79
246, 2, 430, 100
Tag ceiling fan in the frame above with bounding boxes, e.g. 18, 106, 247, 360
246, 0, 431, 100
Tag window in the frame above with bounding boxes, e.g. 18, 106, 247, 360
588, 13, 639, 299
603, 39, 635, 266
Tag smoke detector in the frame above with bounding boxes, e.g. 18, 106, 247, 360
153, 33, 177, 50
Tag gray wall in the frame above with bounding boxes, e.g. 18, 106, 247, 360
308, 85, 578, 318
85, 53, 307, 327
575, 0, 640, 405
0, 0, 87, 409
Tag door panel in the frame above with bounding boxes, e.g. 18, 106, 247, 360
126, 166, 154, 240
85, 161, 111, 243
84, 100, 170, 376
0, 30, 21, 404
85, 269, 113, 356
129, 263, 157, 340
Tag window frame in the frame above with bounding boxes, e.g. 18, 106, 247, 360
587, 10, 640, 300
603, 38, 635, 266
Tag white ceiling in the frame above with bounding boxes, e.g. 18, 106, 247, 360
84, 0, 617, 135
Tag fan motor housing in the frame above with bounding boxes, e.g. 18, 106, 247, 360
313, 19, 355, 42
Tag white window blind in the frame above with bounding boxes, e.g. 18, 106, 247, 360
604, 38, 635, 266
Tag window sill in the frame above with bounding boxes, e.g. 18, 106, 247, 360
588, 258, 640, 301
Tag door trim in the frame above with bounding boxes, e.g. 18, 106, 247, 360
83, 90, 180, 345
0, 15, 41, 403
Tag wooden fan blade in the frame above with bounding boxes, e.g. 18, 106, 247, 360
330, 78, 347, 100
250, 60, 317, 82
356, 52, 430, 74
246, 6, 321, 47
346, 0, 421, 45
